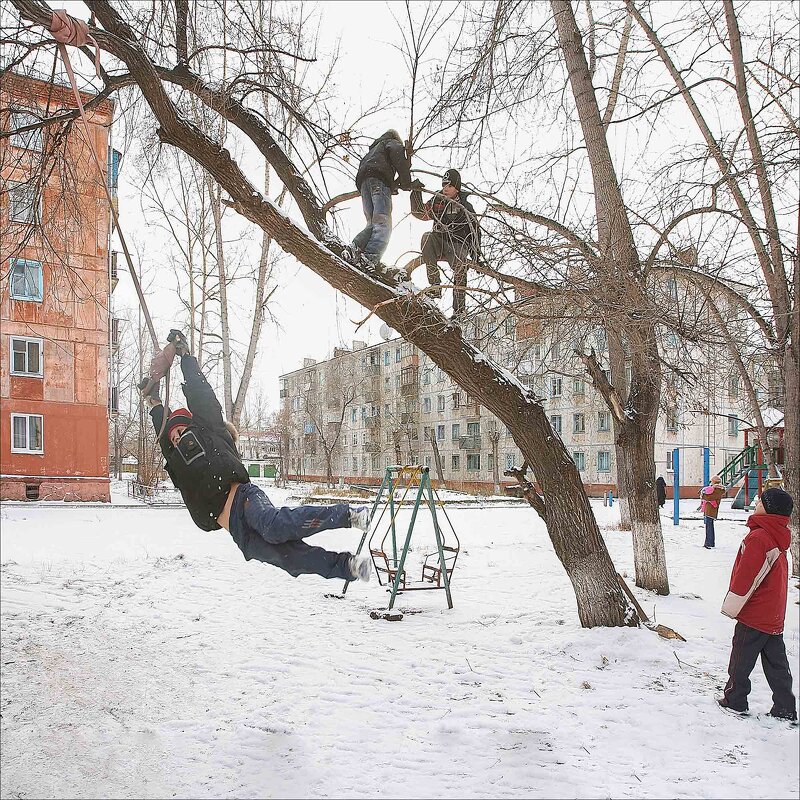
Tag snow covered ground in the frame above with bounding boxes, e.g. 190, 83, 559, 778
1, 489, 797, 799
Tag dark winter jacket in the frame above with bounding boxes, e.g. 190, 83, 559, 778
721, 514, 791, 634
410, 188, 481, 253
151, 356, 249, 532
355, 130, 412, 192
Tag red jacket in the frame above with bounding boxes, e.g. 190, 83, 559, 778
721, 514, 791, 634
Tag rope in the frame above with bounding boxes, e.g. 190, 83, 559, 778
48, 10, 170, 440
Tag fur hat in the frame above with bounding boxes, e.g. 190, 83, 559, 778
166, 408, 193, 438
224, 420, 239, 444
760, 487, 793, 517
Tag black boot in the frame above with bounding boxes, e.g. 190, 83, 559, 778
167, 329, 191, 356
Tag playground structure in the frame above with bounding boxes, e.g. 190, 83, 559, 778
671, 414, 785, 522
342, 465, 460, 610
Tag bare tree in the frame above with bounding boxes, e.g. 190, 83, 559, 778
8, 0, 641, 628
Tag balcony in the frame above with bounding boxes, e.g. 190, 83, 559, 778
459, 435, 482, 451
401, 412, 416, 425
400, 383, 418, 397
364, 441, 381, 453
108, 385, 119, 417
401, 353, 419, 368
111, 317, 121, 351
365, 364, 381, 376
365, 415, 381, 429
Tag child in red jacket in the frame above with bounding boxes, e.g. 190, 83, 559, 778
719, 487, 796, 720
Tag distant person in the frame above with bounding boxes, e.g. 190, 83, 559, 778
142, 331, 372, 583
410, 168, 481, 317
656, 475, 667, 508
700, 475, 725, 548
343, 129, 412, 269
718, 487, 796, 721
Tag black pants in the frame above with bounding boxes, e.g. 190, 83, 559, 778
421, 232, 471, 315
723, 621, 796, 715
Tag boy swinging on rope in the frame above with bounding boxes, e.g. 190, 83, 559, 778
141, 331, 372, 583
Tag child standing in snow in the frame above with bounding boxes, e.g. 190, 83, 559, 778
142, 331, 372, 583
700, 475, 725, 548
718, 487, 797, 720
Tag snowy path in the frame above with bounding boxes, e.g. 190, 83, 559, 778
1, 496, 797, 799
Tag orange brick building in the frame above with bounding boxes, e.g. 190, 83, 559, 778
1, 73, 115, 501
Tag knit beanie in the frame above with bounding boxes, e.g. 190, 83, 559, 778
760, 487, 794, 517
166, 407, 193, 438
442, 168, 461, 189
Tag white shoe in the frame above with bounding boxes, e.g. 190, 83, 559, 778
348, 555, 372, 582
349, 505, 370, 532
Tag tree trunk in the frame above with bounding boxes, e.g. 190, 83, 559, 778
785, 250, 800, 574
490, 430, 501, 494
430, 431, 446, 487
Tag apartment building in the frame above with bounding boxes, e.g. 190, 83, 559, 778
279, 306, 747, 495
1, 72, 118, 501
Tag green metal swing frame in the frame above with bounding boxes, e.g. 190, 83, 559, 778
342, 465, 458, 610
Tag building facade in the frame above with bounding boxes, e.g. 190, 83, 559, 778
279, 309, 747, 496
1, 73, 116, 501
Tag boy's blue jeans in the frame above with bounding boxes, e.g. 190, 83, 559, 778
228, 483, 354, 579
352, 177, 393, 257
704, 516, 716, 547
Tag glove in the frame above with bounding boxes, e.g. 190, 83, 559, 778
410, 179, 425, 191
167, 329, 191, 357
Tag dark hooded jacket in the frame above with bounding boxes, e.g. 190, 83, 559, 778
355, 130, 412, 192
410, 188, 481, 253
151, 356, 249, 531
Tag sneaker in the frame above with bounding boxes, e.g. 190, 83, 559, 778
718, 697, 748, 715
341, 245, 361, 264
349, 505, 370, 532
348, 555, 372, 582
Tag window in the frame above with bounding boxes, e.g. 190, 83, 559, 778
550, 415, 562, 434
598, 411, 611, 432
11, 413, 43, 454
573, 378, 585, 395
383, 350, 389, 366
11, 111, 43, 151
573, 413, 585, 434
667, 277, 678, 300
504, 316, 516, 335
424, 455, 431, 468
550, 377, 562, 397
352, 457, 358, 471
10, 336, 43, 377
395, 348, 401, 363
108, 148, 122, 192
728, 414, 739, 437
451, 423, 460, 440
666, 409, 678, 432
505, 452, 517, 471
598, 451, 611, 472
361, 431, 366, 444
452, 392, 461, 409
422, 370, 431, 385
467, 453, 481, 471
384, 403, 390, 416
487, 453, 494, 472
436, 424, 445, 441
361, 406, 367, 419
423, 397, 432, 413
352, 433, 357, 446
437, 395, 445, 412
728, 375, 740, 399
573, 451, 586, 471
351, 408, 357, 423
451, 454, 460, 471
437, 368, 446, 383
466, 421, 480, 436
551, 340, 560, 360
9, 181, 41, 224
9, 259, 43, 301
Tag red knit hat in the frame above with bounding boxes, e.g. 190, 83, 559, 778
166, 408, 193, 438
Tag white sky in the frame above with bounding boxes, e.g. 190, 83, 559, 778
113, 1, 446, 411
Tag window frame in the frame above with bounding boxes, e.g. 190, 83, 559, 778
8, 181, 42, 225
10, 413, 44, 454
466, 453, 481, 471
573, 451, 586, 472
597, 450, 611, 473
549, 414, 562, 435
597, 411, 611, 433
9, 259, 44, 302
573, 413, 585, 434
9, 335, 44, 378
10, 110, 44, 152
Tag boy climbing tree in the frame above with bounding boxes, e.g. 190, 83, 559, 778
410, 168, 481, 317
141, 331, 372, 583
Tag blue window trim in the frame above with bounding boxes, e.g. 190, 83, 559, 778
9, 259, 44, 302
